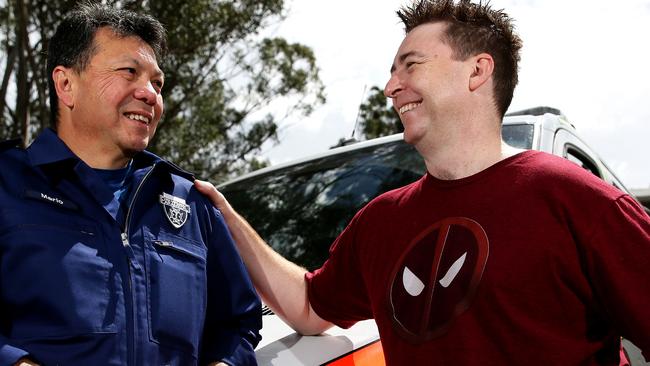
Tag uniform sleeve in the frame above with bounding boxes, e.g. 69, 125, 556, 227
0, 155, 29, 365
0, 335, 30, 366
306, 209, 373, 329
199, 207, 262, 366
581, 195, 650, 355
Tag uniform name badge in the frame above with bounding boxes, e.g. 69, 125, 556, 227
159, 192, 191, 229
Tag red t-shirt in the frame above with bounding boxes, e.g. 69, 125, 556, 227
306, 151, 650, 365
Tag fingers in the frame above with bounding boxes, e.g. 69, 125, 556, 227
194, 179, 216, 193
194, 179, 226, 209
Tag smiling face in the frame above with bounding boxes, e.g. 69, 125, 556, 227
55, 27, 164, 168
384, 22, 472, 147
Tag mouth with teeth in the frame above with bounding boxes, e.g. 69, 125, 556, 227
125, 113, 151, 125
399, 102, 422, 115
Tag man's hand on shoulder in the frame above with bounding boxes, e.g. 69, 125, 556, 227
194, 180, 231, 213
207, 362, 228, 366
194, 178, 332, 335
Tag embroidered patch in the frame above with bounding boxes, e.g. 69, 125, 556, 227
159, 192, 190, 229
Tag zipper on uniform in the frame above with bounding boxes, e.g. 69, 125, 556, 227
121, 163, 157, 366
123, 164, 157, 245
121, 232, 130, 248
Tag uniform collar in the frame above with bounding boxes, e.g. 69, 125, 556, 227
27, 128, 79, 167
132, 149, 163, 171
26, 128, 164, 169
25, 128, 193, 180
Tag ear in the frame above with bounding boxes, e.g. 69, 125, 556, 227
468, 53, 494, 92
52, 66, 75, 108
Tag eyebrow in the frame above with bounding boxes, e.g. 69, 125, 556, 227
390, 50, 425, 73
120, 56, 165, 79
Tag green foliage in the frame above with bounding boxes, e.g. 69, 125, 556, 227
0, 0, 324, 183
357, 85, 403, 140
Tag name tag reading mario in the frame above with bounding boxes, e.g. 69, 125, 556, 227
159, 192, 190, 229
24, 189, 78, 211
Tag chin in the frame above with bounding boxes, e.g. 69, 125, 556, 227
402, 129, 423, 146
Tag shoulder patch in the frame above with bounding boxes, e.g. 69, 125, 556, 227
0, 138, 21, 153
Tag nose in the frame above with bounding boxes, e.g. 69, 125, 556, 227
384, 73, 403, 99
134, 81, 158, 106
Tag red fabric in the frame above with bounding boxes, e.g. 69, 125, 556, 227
306, 151, 650, 365
620, 346, 631, 366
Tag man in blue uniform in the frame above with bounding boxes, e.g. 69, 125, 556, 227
0, 4, 261, 366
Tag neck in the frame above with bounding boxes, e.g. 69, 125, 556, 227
57, 130, 132, 169
56, 116, 133, 169
417, 119, 524, 180
81, 151, 132, 170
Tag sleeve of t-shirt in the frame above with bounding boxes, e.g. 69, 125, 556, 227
305, 209, 373, 329
581, 194, 650, 354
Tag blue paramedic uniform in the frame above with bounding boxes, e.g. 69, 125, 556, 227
0, 129, 262, 365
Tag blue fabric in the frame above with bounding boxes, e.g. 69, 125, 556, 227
93, 162, 134, 208
0, 129, 262, 366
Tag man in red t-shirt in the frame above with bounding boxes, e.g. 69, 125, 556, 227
196, 0, 650, 364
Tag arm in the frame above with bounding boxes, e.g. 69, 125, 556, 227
194, 180, 333, 336
582, 195, 650, 354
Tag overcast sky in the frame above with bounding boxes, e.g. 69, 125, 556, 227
260, 0, 650, 189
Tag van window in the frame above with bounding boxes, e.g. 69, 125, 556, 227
221, 141, 424, 270
565, 146, 601, 178
502, 124, 534, 149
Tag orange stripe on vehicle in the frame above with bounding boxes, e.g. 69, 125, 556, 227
324, 340, 385, 366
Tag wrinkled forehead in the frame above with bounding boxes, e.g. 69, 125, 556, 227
93, 27, 159, 60
92, 28, 162, 70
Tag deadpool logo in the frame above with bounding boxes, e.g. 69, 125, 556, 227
388, 217, 489, 343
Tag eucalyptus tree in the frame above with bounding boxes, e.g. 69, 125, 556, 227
0, 0, 324, 182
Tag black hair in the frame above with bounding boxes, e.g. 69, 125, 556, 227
46, 3, 167, 128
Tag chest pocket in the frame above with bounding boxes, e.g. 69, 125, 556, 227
144, 230, 207, 357
0, 209, 116, 339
